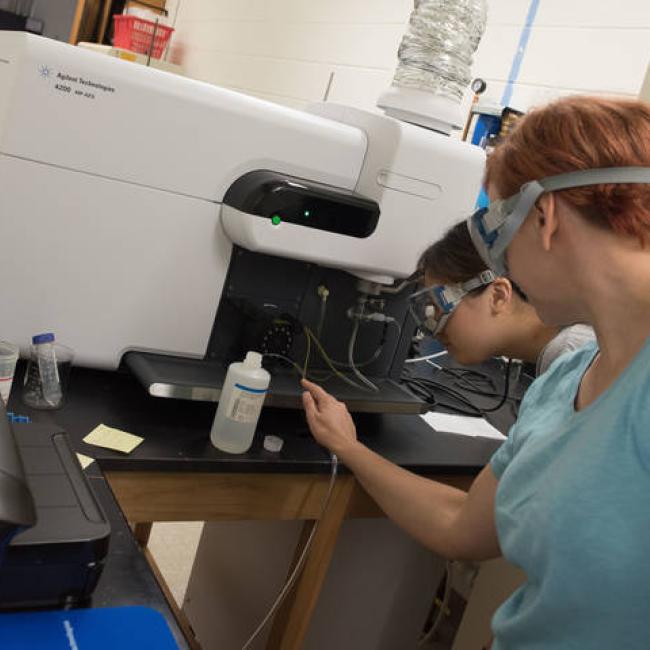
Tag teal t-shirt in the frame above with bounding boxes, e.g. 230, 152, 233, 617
490, 339, 650, 650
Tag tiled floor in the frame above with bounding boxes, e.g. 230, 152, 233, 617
148, 521, 204, 606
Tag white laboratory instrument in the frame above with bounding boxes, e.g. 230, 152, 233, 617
0, 32, 484, 370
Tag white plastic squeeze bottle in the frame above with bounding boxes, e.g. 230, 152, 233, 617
210, 351, 270, 454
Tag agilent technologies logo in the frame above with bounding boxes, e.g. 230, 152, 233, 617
38, 64, 52, 79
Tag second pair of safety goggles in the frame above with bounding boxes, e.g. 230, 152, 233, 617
467, 167, 650, 276
409, 270, 496, 336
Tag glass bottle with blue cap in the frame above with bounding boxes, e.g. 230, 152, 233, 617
23, 333, 62, 409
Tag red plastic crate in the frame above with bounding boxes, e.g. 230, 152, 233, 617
113, 15, 174, 59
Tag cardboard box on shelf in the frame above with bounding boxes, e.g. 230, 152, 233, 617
77, 42, 183, 75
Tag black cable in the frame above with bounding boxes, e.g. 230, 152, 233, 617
441, 361, 514, 408
435, 366, 505, 399
402, 358, 517, 417
402, 377, 485, 417
478, 359, 512, 413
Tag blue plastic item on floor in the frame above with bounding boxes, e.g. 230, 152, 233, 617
5, 413, 31, 424
0, 606, 179, 649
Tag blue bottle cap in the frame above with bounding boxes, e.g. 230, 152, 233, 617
32, 332, 55, 345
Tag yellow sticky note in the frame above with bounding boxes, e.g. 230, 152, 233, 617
76, 453, 95, 469
83, 424, 144, 454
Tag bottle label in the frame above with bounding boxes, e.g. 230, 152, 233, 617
226, 383, 268, 424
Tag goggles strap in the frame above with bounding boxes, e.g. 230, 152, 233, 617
461, 269, 496, 292
541, 167, 650, 192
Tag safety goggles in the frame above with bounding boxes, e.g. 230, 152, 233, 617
467, 167, 650, 276
409, 270, 496, 336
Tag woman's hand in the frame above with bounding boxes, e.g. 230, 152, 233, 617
301, 379, 359, 457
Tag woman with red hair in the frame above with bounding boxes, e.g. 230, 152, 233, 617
302, 96, 650, 649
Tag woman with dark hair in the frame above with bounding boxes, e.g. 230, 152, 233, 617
301, 95, 650, 649
413, 219, 593, 374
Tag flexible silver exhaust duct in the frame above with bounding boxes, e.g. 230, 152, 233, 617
378, 0, 488, 134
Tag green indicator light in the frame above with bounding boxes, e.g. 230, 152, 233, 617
304, 210, 311, 217
271, 215, 282, 226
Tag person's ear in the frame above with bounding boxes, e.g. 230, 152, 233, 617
488, 277, 513, 314
535, 193, 559, 252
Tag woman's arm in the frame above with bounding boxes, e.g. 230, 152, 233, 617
302, 380, 501, 561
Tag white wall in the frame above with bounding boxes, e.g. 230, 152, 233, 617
641, 61, 650, 102
168, 0, 650, 115
167, 0, 411, 110
474, 0, 650, 111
